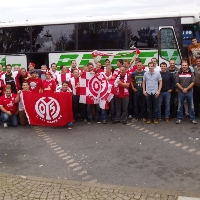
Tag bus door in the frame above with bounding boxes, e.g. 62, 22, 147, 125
158, 26, 181, 66
5, 55, 27, 70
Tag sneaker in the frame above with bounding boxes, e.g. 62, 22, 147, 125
3, 123, 8, 128
131, 118, 138, 122
128, 115, 133, 119
67, 122, 73, 129
146, 120, 152, 124
176, 119, 182, 124
165, 118, 170, 123
96, 120, 101, 124
68, 126, 73, 130
141, 118, 146, 122
154, 120, 159, 124
87, 121, 92, 124
158, 118, 162, 121
102, 120, 107, 124
191, 120, 197, 124
83, 119, 87, 123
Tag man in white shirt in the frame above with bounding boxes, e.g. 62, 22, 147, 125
145, 57, 161, 72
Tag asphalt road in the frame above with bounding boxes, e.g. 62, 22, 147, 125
0, 118, 200, 194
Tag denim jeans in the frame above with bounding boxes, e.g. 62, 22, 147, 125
158, 91, 171, 119
177, 91, 195, 121
101, 98, 115, 120
133, 91, 146, 119
1, 112, 18, 127
146, 94, 159, 120
87, 104, 101, 121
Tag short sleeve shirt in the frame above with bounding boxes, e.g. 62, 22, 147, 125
0, 93, 17, 114
42, 79, 56, 93
28, 78, 42, 92
143, 71, 162, 95
131, 71, 145, 92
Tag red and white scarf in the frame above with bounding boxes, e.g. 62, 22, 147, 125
70, 76, 80, 95
114, 73, 129, 96
56, 73, 71, 86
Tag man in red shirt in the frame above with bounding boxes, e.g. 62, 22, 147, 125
113, 59, 123, 77
19, 82, 31, 126
84, 62, 101, 124
58, 81, 73, 129
50, 63, 59, 80
41, 71, 56, 93
0, 86, 20, 127
70, 69, 81, 121
113, 66, 131, 125
101, 66, 116, 124
67, 60, 82, 75
28, 70, 42, 93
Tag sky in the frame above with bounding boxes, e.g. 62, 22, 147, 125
0, 0, 200, 23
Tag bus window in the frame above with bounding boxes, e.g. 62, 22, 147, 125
127, 18, 180, 49
159, 27, 181, 65
78, 21, 125, 50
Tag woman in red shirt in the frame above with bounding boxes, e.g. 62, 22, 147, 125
0, 86, 20, 127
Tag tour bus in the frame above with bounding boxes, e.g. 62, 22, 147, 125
0, 11, 200, 70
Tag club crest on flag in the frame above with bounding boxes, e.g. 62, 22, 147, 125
35, 97, 62, 123
88, 76, 101, 102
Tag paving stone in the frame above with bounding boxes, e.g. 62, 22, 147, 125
0, 173, 179, 200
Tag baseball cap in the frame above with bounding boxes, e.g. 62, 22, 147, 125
29, 62, 35, 67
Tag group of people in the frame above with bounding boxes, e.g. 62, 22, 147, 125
0, 36, 200, 128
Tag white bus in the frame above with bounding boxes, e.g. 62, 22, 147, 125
0, 11, 200, 70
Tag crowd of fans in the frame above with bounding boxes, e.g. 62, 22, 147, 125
0, 37, 200, 128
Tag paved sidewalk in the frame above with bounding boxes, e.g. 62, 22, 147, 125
0, 172, 199, 200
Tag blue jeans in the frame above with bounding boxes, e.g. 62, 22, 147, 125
177, 91, 195, 121
133, 91, 146, 119
87, 104, 101, 121
158, 91, 171, 118
101, 98, 115, 120
1, 112, 18, 127
146, 94, 159, 120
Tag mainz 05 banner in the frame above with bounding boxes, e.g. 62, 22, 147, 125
22, 92, 73, 126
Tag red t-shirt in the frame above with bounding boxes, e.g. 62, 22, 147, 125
42, 79, 56, 93
28, 78, 42, 92
116, 76, 131, 98
0, 93, 17, 114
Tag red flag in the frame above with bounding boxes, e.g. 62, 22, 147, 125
22, 92, 73, 126
99, 74, 115, 109
79, 72, 101, 104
